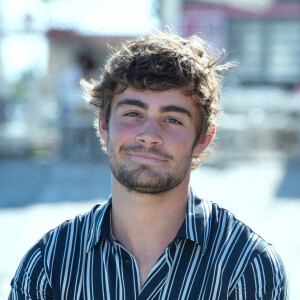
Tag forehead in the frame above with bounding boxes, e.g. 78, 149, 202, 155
111, 88, 197, 113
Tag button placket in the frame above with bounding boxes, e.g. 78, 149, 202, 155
124, 259, 131, 268
138, 249, 170, 299
114, 242, 142, 296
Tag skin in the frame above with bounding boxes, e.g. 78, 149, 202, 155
98, 88, 214, 288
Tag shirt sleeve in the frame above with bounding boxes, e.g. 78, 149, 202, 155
9, 241, 54, 300
230, 245, 288, 300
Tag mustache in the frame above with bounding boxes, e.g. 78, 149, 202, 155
120, 145, 173, 160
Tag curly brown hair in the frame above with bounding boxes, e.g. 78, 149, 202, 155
81, 30, 233, 168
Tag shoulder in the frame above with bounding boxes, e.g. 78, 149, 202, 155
10, 202, 108, 298
41, 202, 108, 263
232, 244, 288, 298
205, 199, 288, 298
39, 204, 99, 246
207, 199, 284, 261
10, 237, 53, 299
208, 199, 271, 250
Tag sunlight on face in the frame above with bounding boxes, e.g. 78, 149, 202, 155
103, 88, 201, 194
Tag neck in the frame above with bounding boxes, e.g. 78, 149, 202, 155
110, 175, 191, 287
111, 175, 190, 252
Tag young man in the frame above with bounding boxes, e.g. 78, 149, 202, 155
9, 31, 287, 299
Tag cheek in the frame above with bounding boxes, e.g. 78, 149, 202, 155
109, 122, 136, 146
167, 130, 195, 147
171, 132, 197, 159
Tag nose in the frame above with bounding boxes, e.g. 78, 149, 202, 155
136, 118, 163, 146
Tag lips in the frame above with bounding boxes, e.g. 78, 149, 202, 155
120, 145, 173, 161
128, 152, 167, 162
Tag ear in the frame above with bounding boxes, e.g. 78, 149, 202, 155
192, 123, 216, 156
98, 109, 108, 144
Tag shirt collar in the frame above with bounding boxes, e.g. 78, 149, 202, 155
85, 196, 113, 253
86, 189, 212, 254
175, 188, 212, 254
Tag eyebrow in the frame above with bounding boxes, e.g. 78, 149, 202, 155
115, 98, 192, 119
160, 105, 192, 119
115, 99, 148, 110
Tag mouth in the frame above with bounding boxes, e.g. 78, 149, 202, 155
127, 152, 168, 163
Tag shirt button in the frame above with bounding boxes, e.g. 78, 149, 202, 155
124, 260, 131, 268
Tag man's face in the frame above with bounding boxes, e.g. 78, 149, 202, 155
99, 88, 204, 194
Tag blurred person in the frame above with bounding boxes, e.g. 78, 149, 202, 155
57, 52, 97, 159
9, 30, 287, 299
57, 51, 96, 116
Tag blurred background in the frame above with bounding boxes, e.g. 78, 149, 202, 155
0, 0, 299, 298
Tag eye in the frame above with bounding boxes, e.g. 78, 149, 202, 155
164, 118, 183, 125
123, 112, 142, 118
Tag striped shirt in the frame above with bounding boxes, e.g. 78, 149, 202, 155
9, 190, 287, 299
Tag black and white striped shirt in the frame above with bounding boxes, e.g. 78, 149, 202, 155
10, 190, 287, 299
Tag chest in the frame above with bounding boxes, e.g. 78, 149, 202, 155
136, 255, 160, 288
50, 239, 233, 300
